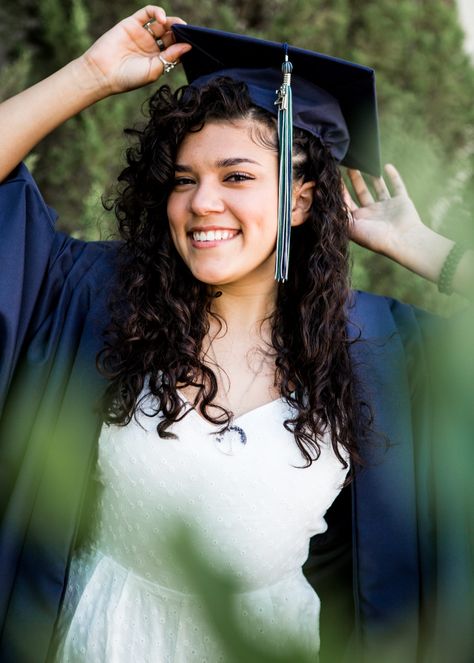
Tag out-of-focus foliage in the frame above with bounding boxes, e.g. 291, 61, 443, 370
0, 0, 473, 310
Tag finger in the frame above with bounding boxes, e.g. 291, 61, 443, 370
154, 30, 171, 49
372, 176, 391, 201
384, 164, 408, 197
164, 17, 187, 29
154, 42, 191, 76
160, 18, 187, 45
139, 17, 186, 50
347, 169, 375, 206
145, 28, 173, 50
141, 14, 187, 36
141, 17, 162, 43
342, 182, 358, 212
133, 5, 167, 27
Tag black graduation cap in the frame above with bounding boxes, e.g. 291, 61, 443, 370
172, 24, 381, 177
171, 24, 381, 281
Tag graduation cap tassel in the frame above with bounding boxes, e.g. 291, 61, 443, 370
274, 45, 294, 282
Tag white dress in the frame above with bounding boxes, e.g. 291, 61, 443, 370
52, 391, 349, 662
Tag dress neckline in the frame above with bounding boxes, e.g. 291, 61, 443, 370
176, 389, 284, 426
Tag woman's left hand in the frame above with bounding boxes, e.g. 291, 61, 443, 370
344, 164, 424, 259
345, 164, 473, 299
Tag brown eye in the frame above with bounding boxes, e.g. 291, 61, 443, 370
173, 177, 194, 187
224, 172, 254, 182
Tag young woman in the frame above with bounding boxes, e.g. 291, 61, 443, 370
0, 6, 472, 663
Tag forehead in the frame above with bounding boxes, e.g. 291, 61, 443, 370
175, 119, 277, 163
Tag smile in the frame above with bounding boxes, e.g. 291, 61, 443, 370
191, 230, 240, 242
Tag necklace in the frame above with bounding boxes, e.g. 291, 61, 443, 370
207, 339, 269, 455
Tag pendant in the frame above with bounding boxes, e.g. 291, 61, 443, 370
214, 425, 247, 455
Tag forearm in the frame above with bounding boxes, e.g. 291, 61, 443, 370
0, 56, 107, 182
389, 224, 474, 300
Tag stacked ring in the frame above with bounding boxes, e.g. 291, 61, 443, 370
142, 18, 177, 74
142, 18, 165, 50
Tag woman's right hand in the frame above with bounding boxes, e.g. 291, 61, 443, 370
80, 6, 191, 96
0, 6, 191, 182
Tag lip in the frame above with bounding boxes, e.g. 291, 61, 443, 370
187, 226, 240, 233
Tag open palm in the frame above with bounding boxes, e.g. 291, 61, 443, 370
344, 165, 424, 258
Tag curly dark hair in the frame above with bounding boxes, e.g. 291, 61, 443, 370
98, 76, 369, 472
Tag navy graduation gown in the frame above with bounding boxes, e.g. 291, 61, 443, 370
0, 164, 472, 662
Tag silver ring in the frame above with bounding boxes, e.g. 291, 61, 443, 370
159, 54, 177, 74
143, 19, 167, 52
142, 18, 157, 38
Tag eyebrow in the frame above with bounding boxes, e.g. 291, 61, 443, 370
174, 157, 262, 172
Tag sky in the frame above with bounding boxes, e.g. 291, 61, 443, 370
457, 0, 474, 61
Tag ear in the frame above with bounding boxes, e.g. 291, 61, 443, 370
291, 181, 315, 227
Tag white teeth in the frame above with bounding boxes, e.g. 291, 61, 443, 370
192, 230, 236, 242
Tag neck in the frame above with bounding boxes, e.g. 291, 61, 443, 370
208, 277, 278, 337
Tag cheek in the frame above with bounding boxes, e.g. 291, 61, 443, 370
166, 194, 178, 227
166, 195, 185, 238
252, 198, 278, 240
165, 196, 185, 259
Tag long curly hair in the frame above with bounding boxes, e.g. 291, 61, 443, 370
98, 77, 369, 472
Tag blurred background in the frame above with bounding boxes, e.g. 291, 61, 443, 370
0, 0, 473, 312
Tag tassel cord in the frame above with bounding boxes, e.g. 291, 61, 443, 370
275, 56, 294, 282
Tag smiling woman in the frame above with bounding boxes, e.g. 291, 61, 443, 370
100, 76, 356, 468
1, 6, 473, 663
168, 121, 315, 289
167, 121, 280, 285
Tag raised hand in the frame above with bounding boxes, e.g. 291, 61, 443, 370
80, 6, 191, 95
0, 6, 192, 182
344, 165, 473, 298
344, 164, 424, 259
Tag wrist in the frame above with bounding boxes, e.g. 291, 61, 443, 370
68, 56, 113, 103
389, 223, 455, 284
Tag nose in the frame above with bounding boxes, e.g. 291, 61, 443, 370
189, 180, 225, 216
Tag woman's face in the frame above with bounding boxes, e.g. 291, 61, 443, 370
167, 119, 280, 287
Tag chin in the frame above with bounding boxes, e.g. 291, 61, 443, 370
189, 259, 275, 287
187, 263, 234, 286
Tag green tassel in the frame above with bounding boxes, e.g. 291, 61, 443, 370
274, 45, 293, 283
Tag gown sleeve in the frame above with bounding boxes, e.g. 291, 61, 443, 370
0, 163, 81, 413
0, 163, 117, 663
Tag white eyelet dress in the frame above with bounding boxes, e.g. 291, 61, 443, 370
52, 392, 349, 662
